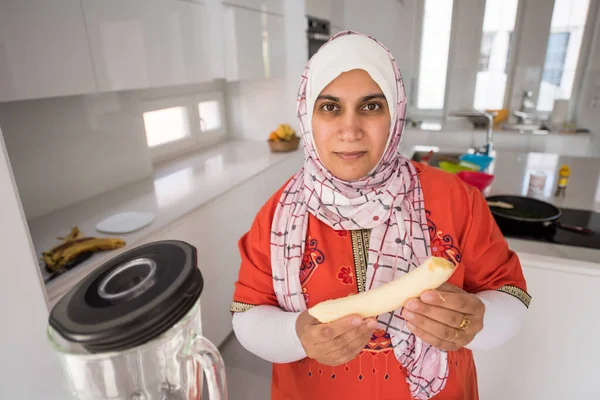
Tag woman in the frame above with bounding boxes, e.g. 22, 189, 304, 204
230, 31, 530, 400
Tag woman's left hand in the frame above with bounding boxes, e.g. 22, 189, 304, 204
401, 283, 485, 351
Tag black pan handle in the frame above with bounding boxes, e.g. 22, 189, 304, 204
555, 222, 595, 236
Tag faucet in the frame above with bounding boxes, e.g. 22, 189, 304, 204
448, 110, 495, 156
513, 90, 536, 124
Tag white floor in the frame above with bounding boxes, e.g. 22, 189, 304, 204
204, 335, 272, 399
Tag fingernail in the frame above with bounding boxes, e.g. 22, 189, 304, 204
406, 300, 418, 310
404, 311, 414, 320
352, 318, 362, 326
406, 322, 415, 331
421, 291, 438, 303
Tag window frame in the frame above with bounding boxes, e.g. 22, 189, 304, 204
409, 0, 597, 121
410, 0, 456, 118
142, 91, 227, 164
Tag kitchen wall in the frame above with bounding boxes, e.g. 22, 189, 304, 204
0, 80, 224, 220
341, 0, 419, 107
0, 129, 66, 399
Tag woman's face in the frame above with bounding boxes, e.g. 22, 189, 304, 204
312, 69, 391, 181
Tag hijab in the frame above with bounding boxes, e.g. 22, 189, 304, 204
270, 31, 448, 399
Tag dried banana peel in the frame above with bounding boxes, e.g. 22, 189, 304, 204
42, 227, 125, 273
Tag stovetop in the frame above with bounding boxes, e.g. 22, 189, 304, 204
495, 208, 600, 250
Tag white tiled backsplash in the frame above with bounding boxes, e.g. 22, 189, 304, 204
0, 91, 153, 219
0, 76, 299, 220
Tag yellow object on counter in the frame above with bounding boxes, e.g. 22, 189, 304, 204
555, 165, 571, 197
485, 108, 509, 128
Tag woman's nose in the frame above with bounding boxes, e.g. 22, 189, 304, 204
337, 112, 363, 142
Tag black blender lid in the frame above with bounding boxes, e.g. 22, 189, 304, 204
49, 240, 203, 353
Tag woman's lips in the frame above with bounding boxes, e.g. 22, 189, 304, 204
335, 151, 367, 161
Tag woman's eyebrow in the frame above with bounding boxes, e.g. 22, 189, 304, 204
361, 93, 386, 102
316, 94, 340, 102
316, 93, 386, 102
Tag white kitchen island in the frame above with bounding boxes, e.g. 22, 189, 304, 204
409, 147, 600, 400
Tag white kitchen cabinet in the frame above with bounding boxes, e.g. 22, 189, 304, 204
266, 13, 286, 79
223, 0, 284, 15
474, 261, 600, 400
224, 5, 285, 81
0, 0, 97, 102
81, 0, 212, 92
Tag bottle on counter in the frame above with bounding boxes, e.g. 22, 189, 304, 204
554, 165, 571, 197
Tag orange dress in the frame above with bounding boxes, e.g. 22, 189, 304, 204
231, 162, 530, 400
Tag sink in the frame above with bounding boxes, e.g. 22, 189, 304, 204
501, 123, 550, 133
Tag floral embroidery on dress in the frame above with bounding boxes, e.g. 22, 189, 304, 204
426, 211, 462, 265
300, 236, 325, 286
337, 266, 354, 285
334, 230, 349, 238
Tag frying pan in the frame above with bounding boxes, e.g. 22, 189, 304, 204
486, 195, 595, 236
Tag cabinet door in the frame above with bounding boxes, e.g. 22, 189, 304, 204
544, 135, 592, 157
223, 0, 284, 15
0, 0, 97, 102
224, 6, 265, 81
225, 6, 286, 81
266, 14, 285, 79
82, 0, 212, 92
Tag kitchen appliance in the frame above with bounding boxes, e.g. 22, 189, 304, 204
487, 195, 594, 236
488, 197, 600, 250
307, 15, 330, 59
47, 240, 227, 400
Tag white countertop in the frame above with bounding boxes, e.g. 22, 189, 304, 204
405, 118, 592, 136
31, 141, 599, 292
30, 140, 302, 287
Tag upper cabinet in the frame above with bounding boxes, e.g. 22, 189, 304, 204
224, 5, 285, 81
0, 0, 283, 100
81, 0, 213, 92
223, 0, 284, 16
0, 0, 98, 102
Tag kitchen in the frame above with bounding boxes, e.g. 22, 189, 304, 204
1, 0, 599, 399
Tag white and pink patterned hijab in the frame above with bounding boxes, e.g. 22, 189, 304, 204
270, 31, 449, 399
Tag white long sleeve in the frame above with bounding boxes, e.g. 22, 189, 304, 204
465, 290, 528, 351
232, 290, 528, 362
232, 305, 307, 363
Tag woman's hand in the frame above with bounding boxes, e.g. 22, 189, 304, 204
402, 283, 485, 351
296, 311, 378, 366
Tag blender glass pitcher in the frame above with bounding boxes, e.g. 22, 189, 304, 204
47, 240, 227, 400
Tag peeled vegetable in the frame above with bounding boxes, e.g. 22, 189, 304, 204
308, 256, 455, 323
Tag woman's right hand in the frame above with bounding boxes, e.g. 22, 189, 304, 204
295, 311, 378, 366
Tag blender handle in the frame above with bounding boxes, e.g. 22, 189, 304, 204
190, 333, 228, 400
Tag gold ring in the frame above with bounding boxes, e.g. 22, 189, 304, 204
458, 315, 471, 330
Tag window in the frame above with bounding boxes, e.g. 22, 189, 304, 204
473, 0, 519, 110
198, 100, 222, 132
416, 0, 454, 110
542, 32, 570, 86
478, 33, 495, 72
142, 92, 226, 162
537, 0, 591, 112
143, 107, 190, 148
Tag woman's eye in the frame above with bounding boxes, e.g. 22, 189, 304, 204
363, 103, 381, 112
321, 104, 339, 112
